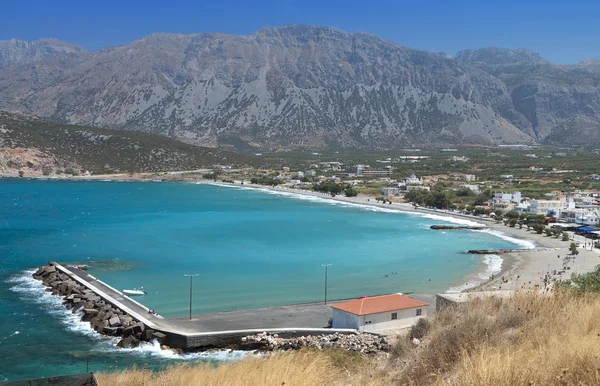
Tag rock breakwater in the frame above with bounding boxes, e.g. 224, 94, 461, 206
32, 263, 166, 350
239, 332, 390, 354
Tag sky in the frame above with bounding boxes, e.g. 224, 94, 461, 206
1, 0, 600, 64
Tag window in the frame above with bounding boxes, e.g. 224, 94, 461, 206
391, 312, 397, 320
416, 308, 422, 316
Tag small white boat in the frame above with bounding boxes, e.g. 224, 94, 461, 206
123, 287, 147, 296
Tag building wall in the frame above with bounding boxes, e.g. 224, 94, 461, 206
332, 308, 360, 329
360, 307, 427, 332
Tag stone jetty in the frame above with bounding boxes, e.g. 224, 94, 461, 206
30, 262, 376, 354
32, 263, 165, 349
430, 225, 488, 230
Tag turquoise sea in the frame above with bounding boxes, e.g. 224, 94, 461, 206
0, 179, 533, 380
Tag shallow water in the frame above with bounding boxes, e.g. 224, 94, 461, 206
0, 179, 525, 380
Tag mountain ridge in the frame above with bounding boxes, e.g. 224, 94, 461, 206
0, 25, 598, 149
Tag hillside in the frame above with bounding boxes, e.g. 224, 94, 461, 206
1, 26, 600, 149
0, 26, 536, 150
0, 111, 252, 176
98, 289, 600, 386
455, 47, 600, 145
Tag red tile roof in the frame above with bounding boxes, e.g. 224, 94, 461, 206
331, 294, 428, 316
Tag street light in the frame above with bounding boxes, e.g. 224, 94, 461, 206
184, 274, 199, 320
320, 264, 332, 305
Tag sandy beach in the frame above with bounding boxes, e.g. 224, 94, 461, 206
15, 172, 600, 293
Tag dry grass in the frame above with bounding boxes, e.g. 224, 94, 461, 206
98, 290, 600, 386
96, 349, 375, 386
391, 290, 600, 385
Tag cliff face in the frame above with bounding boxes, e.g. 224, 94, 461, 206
456, 47, 600, 145
1, 26, 599, 149
0, 38, 87, 68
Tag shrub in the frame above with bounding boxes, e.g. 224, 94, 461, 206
344, 188, 358, 197
562, 233, 570, 241
409, 318, 431, 340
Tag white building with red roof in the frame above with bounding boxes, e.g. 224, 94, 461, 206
330, 293, 428, 332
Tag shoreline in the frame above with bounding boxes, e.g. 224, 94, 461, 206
5, 174, 599, 293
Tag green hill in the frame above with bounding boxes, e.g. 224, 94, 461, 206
0, 111, 254, 175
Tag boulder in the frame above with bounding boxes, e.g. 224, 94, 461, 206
141, 329, 154, 341
108, 316, 121, 327
81, 309, 98, 322
152, 332, 167, 345
43, 266, 56, 275
93, 319, 108, 333
122, 322, 144, 338
103, 326, 119, 336
117, 335, 140, 349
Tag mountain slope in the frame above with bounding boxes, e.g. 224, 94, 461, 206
456, 47, 600, 144
0, 38, 87, 68
0, 111, 252, 175
0, 26, 536, 149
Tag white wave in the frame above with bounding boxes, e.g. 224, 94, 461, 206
475, 229, 536, 250
447, 254, 504, 293
95, 339, 252, 361
7, 270, 101, 340
200, 182, 488, 226
480, 254, 503, 280
7, 270, 251, 362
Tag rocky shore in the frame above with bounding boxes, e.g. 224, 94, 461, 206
32, 263, 166, 349
239, 332, 390, 354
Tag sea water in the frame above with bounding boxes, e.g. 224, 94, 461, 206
0, 179, 530, 380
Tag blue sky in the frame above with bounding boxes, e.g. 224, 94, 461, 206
2, 0, 599, 64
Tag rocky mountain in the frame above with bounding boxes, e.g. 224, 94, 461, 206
0, 111, 252, 176
0, 38, 87, 68
0, 26, 598, 149
455, 47, 600, 145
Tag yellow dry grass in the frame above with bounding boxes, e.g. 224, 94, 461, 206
98, 290, 600, 386
97, 350, 366, 386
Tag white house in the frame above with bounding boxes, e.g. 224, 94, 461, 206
493, 192, 522, 205
331, 293, 428, 333
404, 174, 423, 185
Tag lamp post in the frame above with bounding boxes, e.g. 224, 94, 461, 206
320, 264, 332, 305
184, 274, 199, 320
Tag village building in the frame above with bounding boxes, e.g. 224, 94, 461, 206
330, 293, 428, 332
381, 187, 402, 196
404, 174, 423, 186
493, 192, 522, 205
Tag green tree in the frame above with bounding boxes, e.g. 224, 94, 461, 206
562, 233, 570, 241
506, 210, 520, 220
567, 265, 600, 293
569, 243, 579, 256
344, 188, 358, 197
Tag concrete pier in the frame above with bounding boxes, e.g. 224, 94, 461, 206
45, 263, 360, 349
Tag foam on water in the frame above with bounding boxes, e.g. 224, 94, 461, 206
95, 339, 252, 361
203, 182, 486, 227
476, 229, 537, 250
7, 269, 102, 340
447, 254, 504, 293
7, 270, 250, 362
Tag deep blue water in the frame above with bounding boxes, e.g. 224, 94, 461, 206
0, 179, 527, 380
